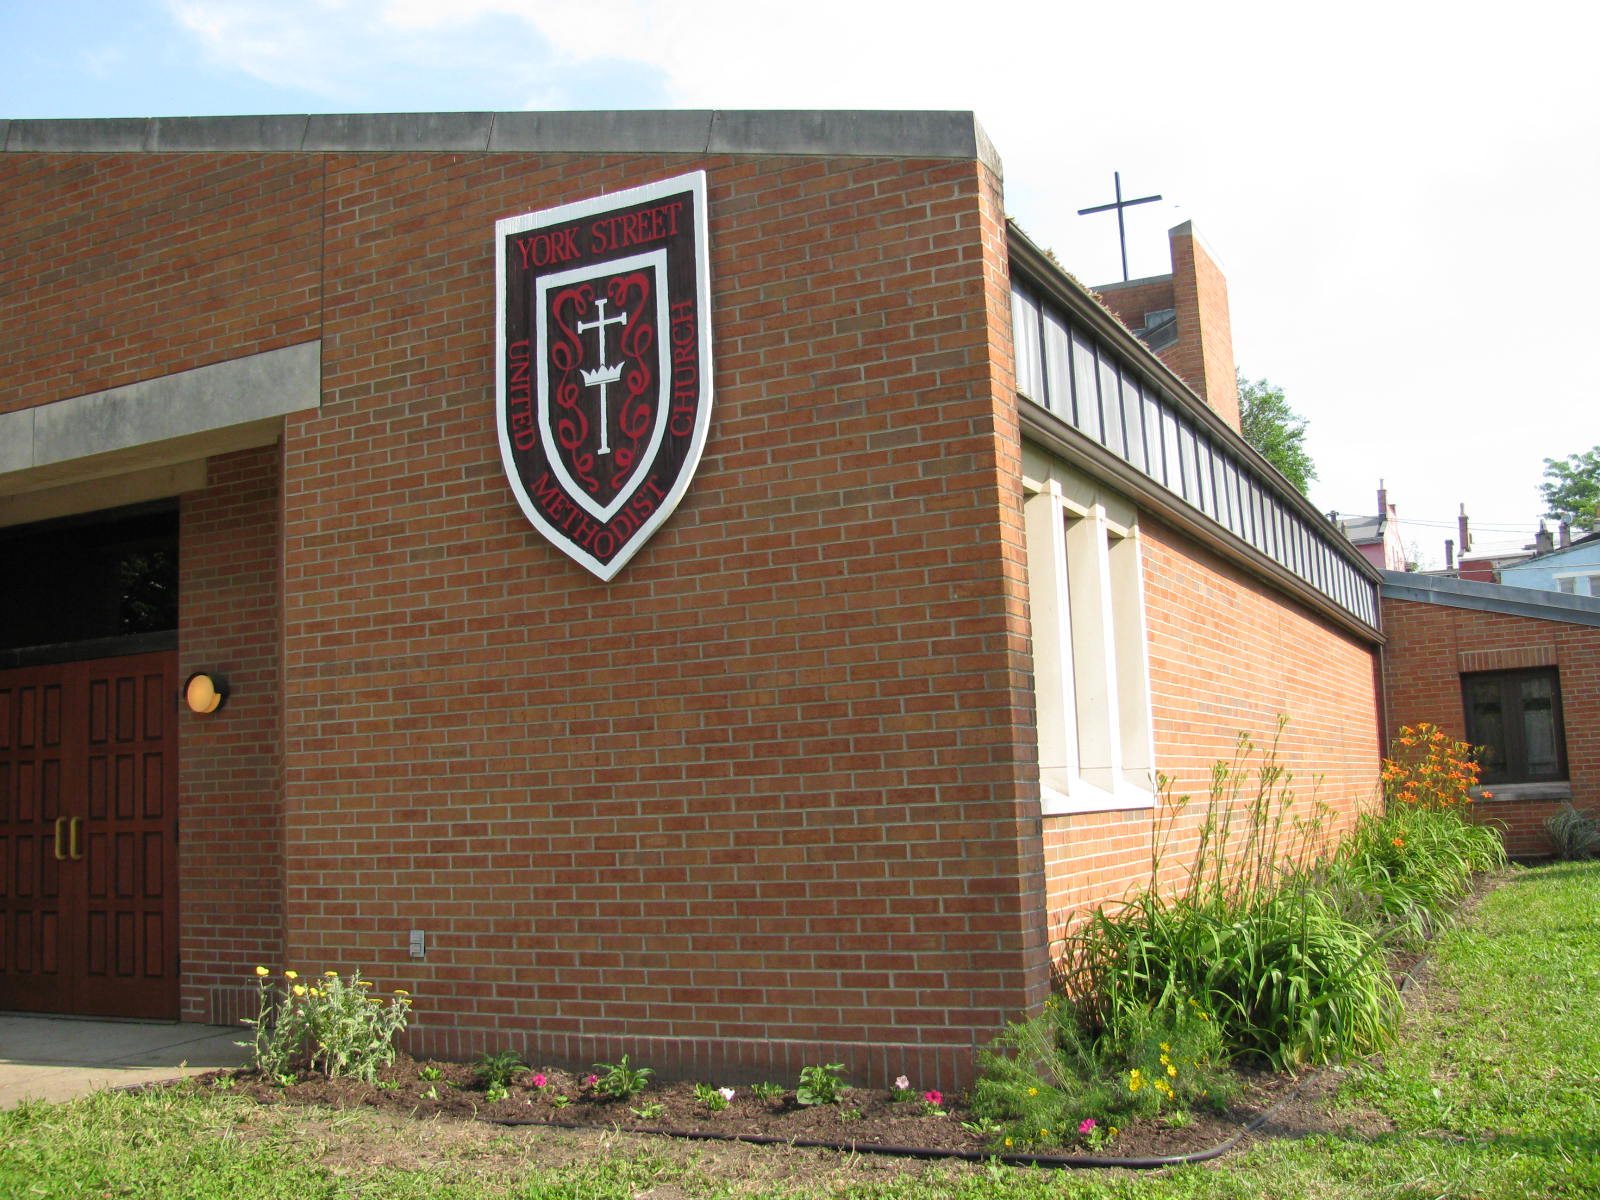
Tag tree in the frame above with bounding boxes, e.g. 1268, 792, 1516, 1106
1540, 445, 1600, 529
1237, 371, 1316, 495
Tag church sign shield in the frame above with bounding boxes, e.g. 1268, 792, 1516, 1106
496, 172, 713, 581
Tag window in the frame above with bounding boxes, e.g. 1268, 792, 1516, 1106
1022, 448, 1155, 813
1554, 572, 1600, 596
1461, 668, 1568, 784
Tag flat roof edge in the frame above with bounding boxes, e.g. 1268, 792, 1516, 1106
1381, 570, 1600, 629
2, 110, 1002, 171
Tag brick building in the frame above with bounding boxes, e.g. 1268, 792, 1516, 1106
1381, 572, 1600, 858
0, 111, 1384, 1087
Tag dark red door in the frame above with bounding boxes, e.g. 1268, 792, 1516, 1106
0, 652, 179, 1019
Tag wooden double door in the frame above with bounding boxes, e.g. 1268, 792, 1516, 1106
0, 652, 179, 1019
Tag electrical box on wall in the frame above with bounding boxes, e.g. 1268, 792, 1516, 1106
408, 930, 426, 959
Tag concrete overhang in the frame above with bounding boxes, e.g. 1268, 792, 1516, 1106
0, 342, 319, 526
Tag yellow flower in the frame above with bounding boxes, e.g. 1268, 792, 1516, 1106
394, 989, 409, 997
1039, 1129, 1050, 1139
325, 970, 338, 977
292, 984, 306, 997
254, 966, 269, 977
284, 970, 299, 981
1027, 1087, 1038, 1097
1004, 1137, 1014, 1148
1159, 1053, 1171, 1067
358, 980, 374, 988
1167, 1064, 1178, 1077
1160, 1042, 1170, 1052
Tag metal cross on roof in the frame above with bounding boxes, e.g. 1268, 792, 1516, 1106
1077, 171, 1162, 283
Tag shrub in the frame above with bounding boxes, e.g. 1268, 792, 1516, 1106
1061, 729, 1399, 1070
239, 968, 411, 1083
591, 1054, 653, 1100
1381, 722, 1482, 812
1546, 803, 1600, 860
795, 1062, 847, 1106
971, 996, 1231, 1150
475, 1050, 525, 1091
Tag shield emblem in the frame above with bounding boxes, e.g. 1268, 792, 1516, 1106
496, 172, 712, 580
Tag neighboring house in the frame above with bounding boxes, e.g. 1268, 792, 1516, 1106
1332, 484, 1409, 572
1381, 571, 1600, 857
0, 110, 1384, 1089
1497, 529, 1600, 596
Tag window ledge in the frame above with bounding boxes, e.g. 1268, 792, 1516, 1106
1041, 780, 1154, 817
1472, 782, 1573, 803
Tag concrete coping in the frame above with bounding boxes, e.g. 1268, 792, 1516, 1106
1380, 569, 1600, 629
1, 110, 1003, 175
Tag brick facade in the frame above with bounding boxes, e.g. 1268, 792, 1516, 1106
0, 114, 1386, 1088
1093, 223, 1239, 432
1042, 516, 1382, 950
178, 445, 285, 1024
1382, 590, 1600, 857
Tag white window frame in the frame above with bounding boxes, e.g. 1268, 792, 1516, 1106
1551, 569, 1600, 597
1022, 447, 1156, 815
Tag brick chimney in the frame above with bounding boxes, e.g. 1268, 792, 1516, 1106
1093, 223, 1239, 432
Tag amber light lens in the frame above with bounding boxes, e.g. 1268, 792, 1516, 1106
185, 672, 226, 714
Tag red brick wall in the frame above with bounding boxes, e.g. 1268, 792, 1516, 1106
1095, 278, 1175, 339
0, 155, 321, 414
1167, 230, 1239, 431
1382, 596, 1600, 857
250, 150, 1041, 1088
179, 444, 285, 1023
1042, 517, 1383, 948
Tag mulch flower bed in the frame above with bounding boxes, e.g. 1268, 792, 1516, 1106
219, 1054, 1365, 1163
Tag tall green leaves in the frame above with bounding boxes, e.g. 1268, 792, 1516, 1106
1060, 724, 1502, 1072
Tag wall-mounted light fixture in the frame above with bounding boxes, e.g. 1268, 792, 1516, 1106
184, 671, 228, 715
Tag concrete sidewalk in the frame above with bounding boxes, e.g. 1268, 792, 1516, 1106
0, 1013, 250, 1108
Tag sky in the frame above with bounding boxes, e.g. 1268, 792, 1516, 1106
5, 0, 1596, 566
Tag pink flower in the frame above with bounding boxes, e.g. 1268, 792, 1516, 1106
923, 1089, 943, 1106
531, 1073, 547, 1089
1079, 1118, 1097, 1135
894, 1075, 911, 1091
582, 1073, 599, 1088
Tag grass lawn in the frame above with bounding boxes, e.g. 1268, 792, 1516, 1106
4, 860, 1599, 1199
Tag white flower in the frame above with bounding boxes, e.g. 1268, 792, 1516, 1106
894, 1075, 911, 1090
718, 1087, 735, 1101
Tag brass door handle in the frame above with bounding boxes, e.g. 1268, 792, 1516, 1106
68, 817, 82, 861
54, 817, 67, 861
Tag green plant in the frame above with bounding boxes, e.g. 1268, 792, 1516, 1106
238, 968, 412, 1084
972, 993, 1231, 1148
420, 1085, 439, 1101
1546, 802, 1600, 860
475, 1050, 525, 1091
629, 1100, 664, 1121
591, 1054, 653, 1100
750, 1081, 785, 1104
838, 1107, 862, 1122
548, 1093, 571, 1109
1382, 722, 1481, 812
484, 1082, 509, 1104
692, 1083, 733, 1112
1061, 730, 1403, 1070
795, 1062, 846, 1106
417, 1065, 443, 1082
